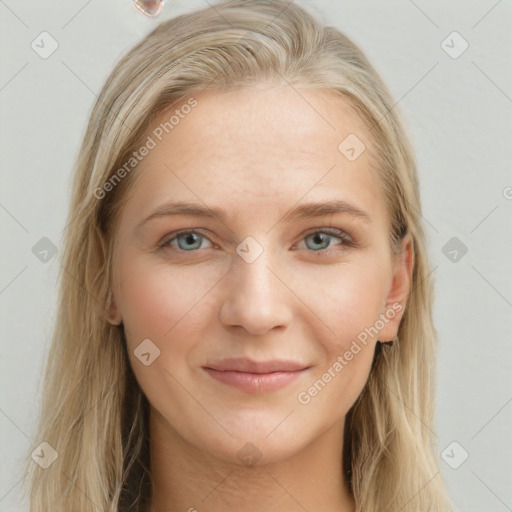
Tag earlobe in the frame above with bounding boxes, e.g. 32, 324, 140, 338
105, 291, 122, 326
379, 234, 414, 341
387, 234, 414, 308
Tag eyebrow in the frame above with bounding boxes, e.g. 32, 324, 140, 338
136, 199, 372, 232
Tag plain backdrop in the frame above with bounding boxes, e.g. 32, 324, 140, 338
1, 0, 511, 510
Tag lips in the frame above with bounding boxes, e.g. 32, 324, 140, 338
202, 357, 311, 393
204, 357, 309, 373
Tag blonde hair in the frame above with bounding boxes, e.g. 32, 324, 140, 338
26, 1, 452, 510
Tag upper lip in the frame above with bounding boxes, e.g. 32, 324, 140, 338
203, 358, 310, 374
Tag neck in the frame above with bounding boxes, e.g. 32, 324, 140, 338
148, 408, 355, 512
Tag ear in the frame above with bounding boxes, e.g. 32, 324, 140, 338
105, 290, 122, 326
378, 233, 414, 342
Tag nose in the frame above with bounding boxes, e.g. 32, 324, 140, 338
218, 246, 293, 336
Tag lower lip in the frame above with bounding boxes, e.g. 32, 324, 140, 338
203, 368, 308, 393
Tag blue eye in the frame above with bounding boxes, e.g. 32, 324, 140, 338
161, 230, 213, 251
300, 229, 354, 253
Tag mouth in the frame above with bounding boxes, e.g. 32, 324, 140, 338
202, 358, 311, 393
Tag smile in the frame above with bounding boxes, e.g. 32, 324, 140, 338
202, 358, 311, 393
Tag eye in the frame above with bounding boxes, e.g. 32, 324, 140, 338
158, 228, 356, 255
159, 230, 214, 252
296, 228, 356, 254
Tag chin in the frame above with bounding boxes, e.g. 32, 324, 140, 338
195, 421, 309, 467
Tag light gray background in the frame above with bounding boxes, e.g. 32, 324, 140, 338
1, 0, 511, 510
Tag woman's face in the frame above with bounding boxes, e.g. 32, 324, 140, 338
108, 85, 412, 465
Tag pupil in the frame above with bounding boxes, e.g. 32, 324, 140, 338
311, 233, 328, 250
179, 233, 200, 250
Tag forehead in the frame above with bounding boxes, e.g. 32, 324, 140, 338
120, 85, 387, 230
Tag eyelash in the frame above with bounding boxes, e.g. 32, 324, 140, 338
157, 228, 358, 256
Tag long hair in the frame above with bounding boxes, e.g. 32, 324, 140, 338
26, 1, 451, 510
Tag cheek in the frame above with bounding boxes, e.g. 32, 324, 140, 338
117, 258, 229, 405
301, 257, 390, 345
293, 265, 384, 416
118, 257, 223, 344
117, 259, 222, 412
297, 258, 388, 398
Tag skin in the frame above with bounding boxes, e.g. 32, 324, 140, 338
107, 84, 413, 512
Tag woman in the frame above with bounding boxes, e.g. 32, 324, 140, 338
26, 1, 452, 510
